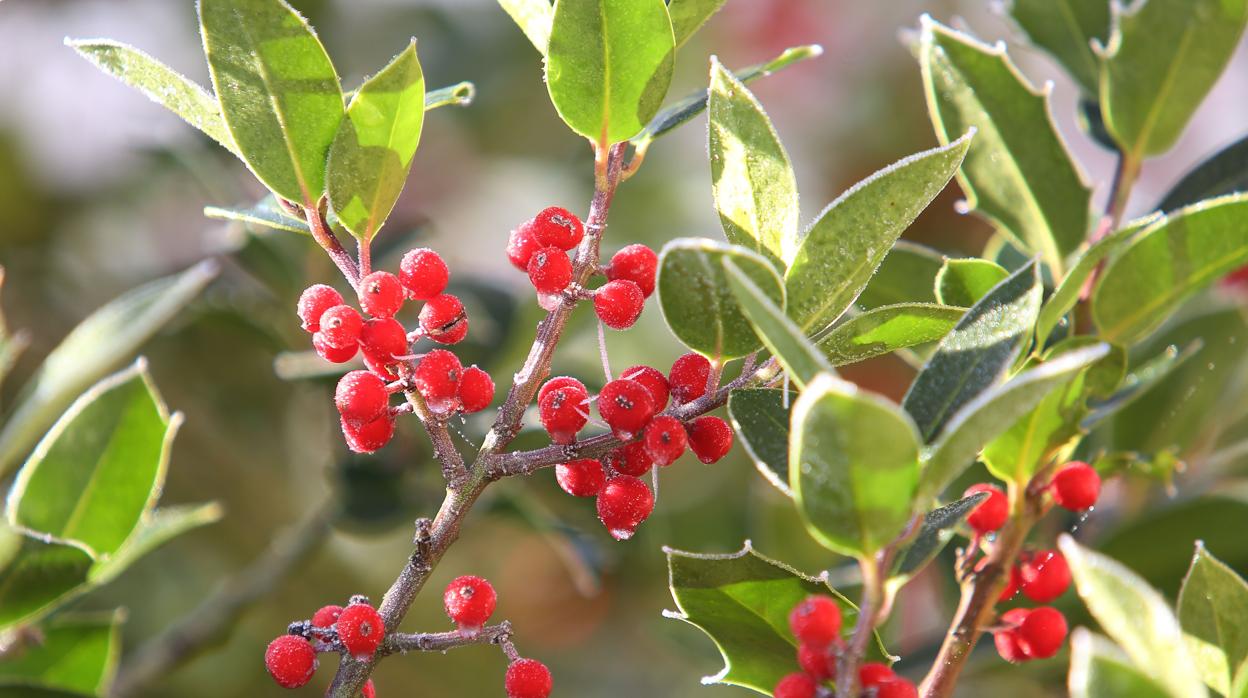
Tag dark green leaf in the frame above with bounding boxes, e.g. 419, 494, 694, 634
497, 0, 553, 54
818, 303, 964, 367
727, 388, 794, 496
856, 241, 944, 309
1178, 542, 1248, 695
723, 260, 831, 389
1159, 135, 1248, 213
1069, 629, 1173, 698
1008, 0, 1110, 94
0, 527, 93, 632
669, 0, 727, 47
892, 490, 988, 582
1083, 341, 1201, 430
935, 258, 1008, 307
0, 612, 122, 697
89, 503, 223, 586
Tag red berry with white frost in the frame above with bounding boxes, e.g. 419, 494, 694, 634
1016, 606, 1068, 659
335, 370, 390, 426
458, 366, 495, 413
859, 661, 895, 687
313, 332, 357, 363
604, 440, 653, 477
1051, 461, 1101, 511
507, 219, 542, 271
264, 634, 317, 688
504, 658, 552, 698
311, 605, 343, 630
876, 678, 920, 698
341, 414, 395, 454
621, 365, 669, 410
644, 415, 687, 466
773, 672, 817, 698
336, 601, 385, 660
399, 248, 449, 300
607, 244, 658, 297
413, 349, 462, 414
596, 476, 654, 540
597, 378, 656, 441
419, 293, 468, 344
555, 458, 606, 497
788, 595, 842, 648
443, 575, 496, 631
539, 376, 586, 403
964, 483, 1008, 533
527, 246, 573, 294
358, 271, 405, 318
533, 206, 584, 250
319, 305, 363, 349
796, 642, 835, 681
594, 279, 644, 330
297, 284, 344, 332
362, 679, 376, 698
538, 382, 589, 444
687, 416, 733, 464
1019, 550, 1070, 603
669, 353, 712, 404
360, 317, 408, 365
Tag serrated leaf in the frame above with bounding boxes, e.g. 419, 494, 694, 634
919, 17, 1091, 273
1160, 135, 1248, 213
791, 374, 920, 557
656, 238, 784, 360
818, 303, 964, 367
200, 0, 344, 205
0, 612, 122, 697
669, 0, 727, 47
0, 526, 93, 632
1101, 0, 1248, 158
727, 388, 794, 497
786, 132, 972, 334
327, 41, 425, 241
1059, 535, 1209, 698
1178, 542, 1248, 695
1068, 629, 1173, 698
856, 241, 944, 309
708, 56, 798, 266
66, 39, 239, 157
545, 0, 674, 147
1092, 194, 1248, 343
723, 260, 830, 389
902, 261, 1042, 443
497, 0, 553, 54
935, 258, 1008, 307
89, 503, 223, 586
1008, 0, 1110, 94
0, 261, 217, 477
891, 490, 988, 583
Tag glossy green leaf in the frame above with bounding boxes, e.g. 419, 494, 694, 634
892, 490, 988, 583
0, 526, 93, 632
669, 0, 727, 47
727, 388, 794, 497
708, 56, 798, 266
1008, 0, 1110, 94
919, 17, 1091, 273
89, 503, 223, 586
1083, 341, 1200, 430
791, 374, 920, 557
818, 304, 964, 367
723, 260, 830, 389
1059, 535, 1209, 698
856, 241, 944, 309
203, 198, 311, 235
66, 39, 238, 157
0, 261, 216, 477
1160, 135, 1248, 213
786, 133, 972, 334
200, 0, 344, 204
1092, 194, 1248, 343
935, 258, 1008, 307
902, 262, 1042, 442
327, 41, 425, 241
545, 0, 674, 147
1101, 0, 1248, 158
1178, 542, 1248, 695
497, 0, 553, 54
1069, 629, 1173, 698
657, 238, 784, 360
0, 612, 122, 697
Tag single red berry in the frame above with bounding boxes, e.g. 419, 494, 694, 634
539, 376, 587, 403
1051, 461, 1101, 511
687, 416, 733, 464
538, 383, 589, 444
419, 293, 468, 344
533, 206, 584, 250
399, 248, 449, 300
504, 658, 552, 698
336, 602, 385, 660
527, 246, 573, 294
362, 679, 376, 698
358, 271, 405, 318
458, 366, 495, 413
964, 483, 1008, 533
596, 476, 654, 540
342, 414, 395, 454
311, 605, 343, 629
298, 284, 344, 332
604, 441, 654, 477
607, 244, 658, 297
360, 317, 408, 365
620, 365, 669, 410
413, 349, 463, 414
644, 416, 687, 466
875, 678, 919, 698
313, 332, 358, 363
859, 661, 895, 687
1000, 563, 1021, 602
443, 575, 497, 631
773, 673, 817, 698
994, 608, 1032, 663
788, 595, 842, 648
264, 635, 317, 688
507, 219, 542, 271
669, 353, 712, 404
1020, 550, 1071, 603
796, 642, 835, 681
594, 279, 645, 330
556, 458, 606, 497
320, 305, 364, 349
335, 370, 390, 426
1017, 606, 1068, 659
598, 379, 656, 441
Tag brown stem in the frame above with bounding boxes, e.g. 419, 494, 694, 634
379, 621, 513, 656
304, 203, 361, 290
836, 555, 884, 698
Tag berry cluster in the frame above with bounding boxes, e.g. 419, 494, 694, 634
775, 595, 918, 698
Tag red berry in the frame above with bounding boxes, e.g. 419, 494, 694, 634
313, 332, 358, 363
604, 441, 654, 477
363, 352, 399, 381
458, 366, 495, 413
336, 602, 385, 660
320, 305, 364, 349
264, 635, 317, 688
504, 658, 552, 698
443, 575, 496, 631
644, 416, 687, 466
556, 458, 606, 497
336, 370, 390, 426
607, 244, 658, 297
964, 483, 1008, 533
620, 365, 669, 410
876, 678, 919, 698
413, 349, 463, 414
797, 642, 835, 681
1000, 563, 1021, 602
859, 661, 895, 687
360, 317, 408, 365
362, 679, 376, 698
539, 376, 587, 403
419, 293, 468, 344
507, 219, 542, 271
1020, 550, 1071, 603
533, 206, 584, 250
596, 476, 654, 540
594, 279, 645, 329
1017, 606, 1068, 659
1051, 461, 1101, 511
311, 605, 343, 629
669, 353, 712, 404
598, 379, 656, 441
399, 248, 449, 300
788, 595, 842, 648
342, 414, 395, 453
527, 246, 573, 294
687, 416, 733, 464
994, 626, 1028, 663
358, 271, 405, 318
298, 284, 344, 332
773, 673, 818, 698
538, 383, 589, 444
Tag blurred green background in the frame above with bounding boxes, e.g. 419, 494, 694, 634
1, 0, 1247, 695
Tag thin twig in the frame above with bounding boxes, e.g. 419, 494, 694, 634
304, 203, 361, 290
379, 622, 513, 656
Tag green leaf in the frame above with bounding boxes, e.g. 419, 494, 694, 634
200, 0, 344, 205
497, 0, 553, 54
545, 0, 675, 147
791, 374, 921, 557
727, 388, 794, 497
1069, 629, 1173, 698
1234, 662, 1248, 698
902, 262, 1042, 442
0, 526, 93, 632
0, 262, 217, 477
935, 258, 1008, 307
708, 56, 798, 266
891, 490, 988, 584
1083, 341, 1201, 430
203, 198, 311, 235
919, 17, 1091, 273
66, 39, 239, 157
7, 361, 177, 559
1101, 0, 1248, 158
1007, 0, 1110, 94
1159, 135, 1248, 213
1092, 194, 1248, 343
0, 269, 29, 393
1178, 542, 1248, 695
786, 133, 972, 334
723, 260, 831, 389
89, 503, 223, 586
326, 41, 425, 241
0, 612, 122, 697
669, 0, 727, 47
856, 241, 944, 309
818, 304, 965, 367
424, 81, 476, 111
656, 238, 784, 360
1059, 535, 1209, 698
